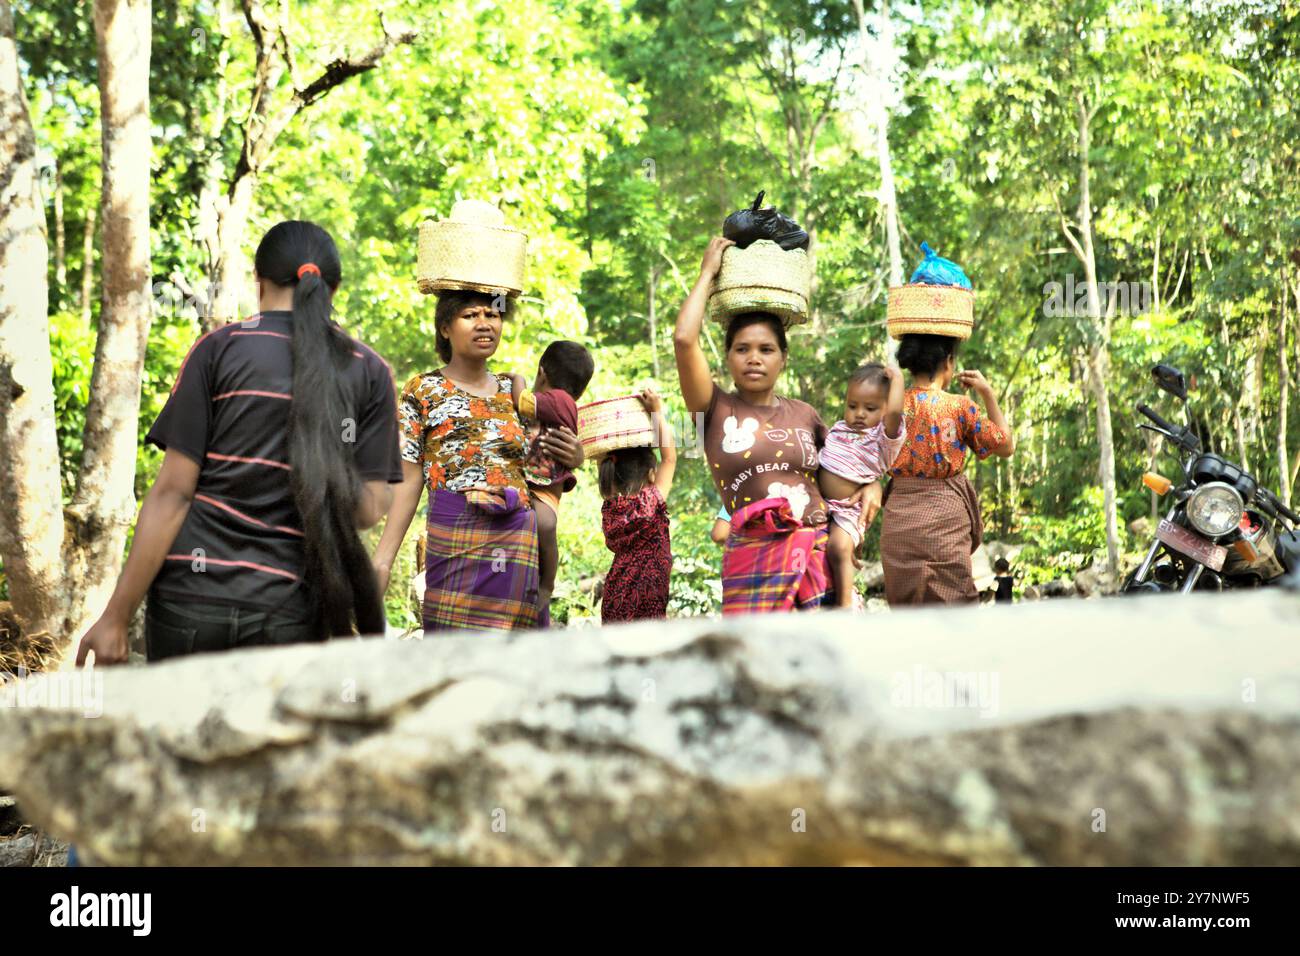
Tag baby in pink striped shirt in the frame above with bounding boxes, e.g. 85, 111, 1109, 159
817, 363, 906, 608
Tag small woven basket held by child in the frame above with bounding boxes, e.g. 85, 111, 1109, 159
580, 390, 677, 623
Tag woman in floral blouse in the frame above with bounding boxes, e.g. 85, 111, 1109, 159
372, 291, 583, 633
881, 333, 1014, 606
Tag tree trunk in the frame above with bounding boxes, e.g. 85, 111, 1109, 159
1151, 223, 1160, 315
80, 203, 96, 324
56, 0, 156, 650
1233, 405, 1249, 476
0, 0, 67, 648
1006, 393, 1018, 534
1144, 427, 1162, 523
53, 164, 66, 300
1293, 279, 1300, 410
648, 265, 661, 381
199, 4, 418, 331
1041, 418, 1048, 476
1089, 345, 1120, 574
1240, 347, 1257, 472
995, 457, 1006, 537
193, 0, 233, 326
1279, 268, 1291, 507
1071, 96, 1120, 577
853, 0, 903, 364
207, 170, 256, 328
878, 116, 902, 366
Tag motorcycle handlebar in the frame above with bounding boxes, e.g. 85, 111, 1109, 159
1137, 403, 1200, 452
1259, 488, 1300, 526
1137, 403, 1177, 434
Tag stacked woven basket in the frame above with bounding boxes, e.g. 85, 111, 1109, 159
708, 240, 812, 329
577, 396, 659, 462
417, 199, 527, 297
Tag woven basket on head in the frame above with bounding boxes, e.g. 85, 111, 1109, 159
708, 240, 811, 328
886, 283, 975, 340
417, 199, 527, 297
578, 395, 657, 461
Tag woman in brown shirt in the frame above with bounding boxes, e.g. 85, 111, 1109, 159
673, 238, 882, 613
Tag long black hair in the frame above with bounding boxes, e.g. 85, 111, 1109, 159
253, 220, 385, 638
895, 333, 959, 377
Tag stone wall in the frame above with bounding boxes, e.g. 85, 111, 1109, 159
1, 592, 1297, 865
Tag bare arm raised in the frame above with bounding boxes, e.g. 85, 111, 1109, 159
673, 237, 733, 414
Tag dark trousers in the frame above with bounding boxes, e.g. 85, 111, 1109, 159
145, 594, 318, 662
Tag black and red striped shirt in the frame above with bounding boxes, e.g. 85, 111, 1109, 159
146, 311, 402, 614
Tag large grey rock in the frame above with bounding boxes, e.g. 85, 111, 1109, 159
1, 592, 1298, 865
0, 832, 36, 867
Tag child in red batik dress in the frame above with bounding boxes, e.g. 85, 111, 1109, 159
598, 388, 677, 623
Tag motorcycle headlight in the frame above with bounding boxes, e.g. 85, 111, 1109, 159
1186, 482, 1244, 538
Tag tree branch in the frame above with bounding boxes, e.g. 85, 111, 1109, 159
1051, 189, 1087, 262
295, 15, 419, 109
738, 86, 783, 170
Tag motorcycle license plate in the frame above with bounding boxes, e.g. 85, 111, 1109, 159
1157, 519, 1227, 572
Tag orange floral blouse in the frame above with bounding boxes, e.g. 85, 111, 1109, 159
399, 371, 530, 500
888, 386, 1009, 479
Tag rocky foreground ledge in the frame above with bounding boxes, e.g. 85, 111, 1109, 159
1, 592, 1297, 866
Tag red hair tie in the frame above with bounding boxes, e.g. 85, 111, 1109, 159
297, 262, 321, 279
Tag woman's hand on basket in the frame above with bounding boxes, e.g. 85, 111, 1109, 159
542, 425, 585, 470
699, 236, 735, 282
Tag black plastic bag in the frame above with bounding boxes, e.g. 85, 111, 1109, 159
722, 190, 810, 251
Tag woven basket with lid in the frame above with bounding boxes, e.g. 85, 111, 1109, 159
708, 240, 811, 328
886, 283, 975, 340
417, 199, 527, 297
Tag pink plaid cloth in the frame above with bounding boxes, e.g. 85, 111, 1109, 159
721, 498, 830, 615
821, 420, 904, 546
820, 420, 905, 484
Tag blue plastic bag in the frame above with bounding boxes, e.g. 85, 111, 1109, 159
908, 242, 972, 289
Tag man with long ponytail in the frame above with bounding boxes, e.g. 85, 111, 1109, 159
78, 221, 402, 664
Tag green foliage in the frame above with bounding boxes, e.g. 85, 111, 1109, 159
1016, 487, 1119, 585
47, 311, 94, 500
16, 0, 1300, 620
665, 509, 725, 617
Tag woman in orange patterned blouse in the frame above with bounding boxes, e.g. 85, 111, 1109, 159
881, 334, 1014, 606
372, 291, 583, 633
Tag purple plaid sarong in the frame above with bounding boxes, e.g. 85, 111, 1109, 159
422, 487, 540, 633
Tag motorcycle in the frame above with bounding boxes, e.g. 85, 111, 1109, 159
1123, 364, 1300, 594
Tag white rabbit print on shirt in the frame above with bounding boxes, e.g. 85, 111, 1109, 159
721, 415, 760, 453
